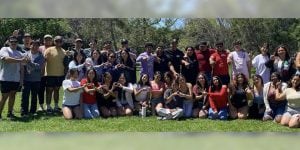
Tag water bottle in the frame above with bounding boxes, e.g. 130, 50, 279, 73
141, 106, 146, 118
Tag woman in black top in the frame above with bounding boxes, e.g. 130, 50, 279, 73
182, 46, 199, 85
229, 73, 253, 119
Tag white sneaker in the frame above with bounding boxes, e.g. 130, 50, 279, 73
38, 105, 45, 111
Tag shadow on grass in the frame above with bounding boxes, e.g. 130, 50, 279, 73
8, 111, 63, 122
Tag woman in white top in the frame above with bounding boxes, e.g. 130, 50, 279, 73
134, 74, 151, 112
251, 43, 271, 84
276, 74, 300, 128
114, 73, 134, 116
68, 51, 86, 81
62, 68, 85, 120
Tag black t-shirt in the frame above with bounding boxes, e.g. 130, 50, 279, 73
154, 54, 169, 75
164, 48, 184, 73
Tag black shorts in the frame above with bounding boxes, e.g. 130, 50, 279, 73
45, 76, 65, 87
0, 81, 20, 93
62, 104, 80, 109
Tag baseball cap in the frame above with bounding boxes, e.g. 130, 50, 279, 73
44, 34, 53, 39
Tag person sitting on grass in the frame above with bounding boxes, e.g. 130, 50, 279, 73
228, 73, 253, 119
192, 73, 209, 118
275, 74, 300, 128
62, 68, 85, 120
157, 80, 183, 120
133, 74, 151, 116
177, 75, 194, 118
150, 71, 165, 116
208, 76, 229, 120
263, 72, 287, 123
248, 75, 265, 119
98, 72, 117, 118
114, 73, 134, 116
80, 68, 100, 119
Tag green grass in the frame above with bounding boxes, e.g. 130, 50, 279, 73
1, 90, 300, 132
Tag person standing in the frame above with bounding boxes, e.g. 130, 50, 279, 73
136, 42, 155, 80
0, 36, 29, 120
44, 36, 66, 113
37, 34, 53, 111
227, 40, 251, 80
20, 40, 45, 117
252, 43, 271, 84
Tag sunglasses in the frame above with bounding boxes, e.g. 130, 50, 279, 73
55, 40, 62, 43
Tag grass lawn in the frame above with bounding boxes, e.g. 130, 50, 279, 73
0, 90, 300, 132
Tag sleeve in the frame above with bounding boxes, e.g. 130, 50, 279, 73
208, 87, 217, 112
122, 83, 134, 93
68, 61, 84, 70
252, 56, 258, 67
265, 59, 274, 68
245, 52, 250, 62
208, 86, 227, 97
0, 47, 9, 58
263, 83, 271, 110
62, 80, 71, 91
136, 53, 143, 62
80, 78, 87, 86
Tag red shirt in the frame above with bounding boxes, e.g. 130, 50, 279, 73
80, 78, 99, 104
208, 86, 228, 112
195, 49, 215, 73
210, 50, 229, 76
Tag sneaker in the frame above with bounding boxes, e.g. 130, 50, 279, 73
46, 106, 53, 114
54, 107, 62, 112
37, 105, 45, 112
7, 113, 17, 120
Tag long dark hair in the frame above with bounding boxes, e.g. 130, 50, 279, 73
73, 51, 85, 65
196, 73, 209, 91
233, 73, 249, 90
120, 49, 133, 67
138, 74, 150, 86
288, 74, 300, 90
210, 76, 223, 92
86, 68, 98, 85
91, 49, 103, 65
274, 44, 290, 60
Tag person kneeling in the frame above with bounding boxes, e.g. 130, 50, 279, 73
62, 68, 85, 120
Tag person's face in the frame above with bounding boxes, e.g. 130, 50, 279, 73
9, 40, 18, 49
252, 76, 261, 85
171, 43, 177, 49
164, 75, 170, 83
213, 77, 219, 86
186, 48, 193, 56
156, 47, 162, 56
234, 44, 241, 50
141, 75, 148, 83
146, 46, 152, 53
92, 51, 100, 59
24, 37, 32, 44
44, 38, 53, 46
87, 70, 95, 80
108, 54, 116, 62
76, 53, 83, 62
104, 74, 112, 82
216, 44, 224, 51
155, 73, 161, 81
198, 75, 205, 84
31, 43, 40, 52
104, 43, 111, 49
199, 45, 207, 51
54, 39, 63, 47
260, 46, 268, 55
179, 77, 186, 84
271, 74, 279, 83
237, 75, 244, 84
89, 42, 97, 48
75, 41, 83, 48
72, 71, 79, 79
277, 47, 286, 57
121, 51, 128, 59
118, 75, 126, 85
291, 76, 300, 88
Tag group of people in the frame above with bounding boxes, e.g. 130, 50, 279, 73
1, 31, 300, 128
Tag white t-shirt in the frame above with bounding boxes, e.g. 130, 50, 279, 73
134, 84, 150, 101
229, 50, 250, 79
252, 54, 270, 84
62, 79, 82, 106
284, 88, 300, 111
0, 47, 24, 82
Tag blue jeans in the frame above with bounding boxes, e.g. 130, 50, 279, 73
264, 101, 287, 119
83, 103, 100, 119
183, 100, 193, 118
21, 81, 40, 114
208, 107, 228, 120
